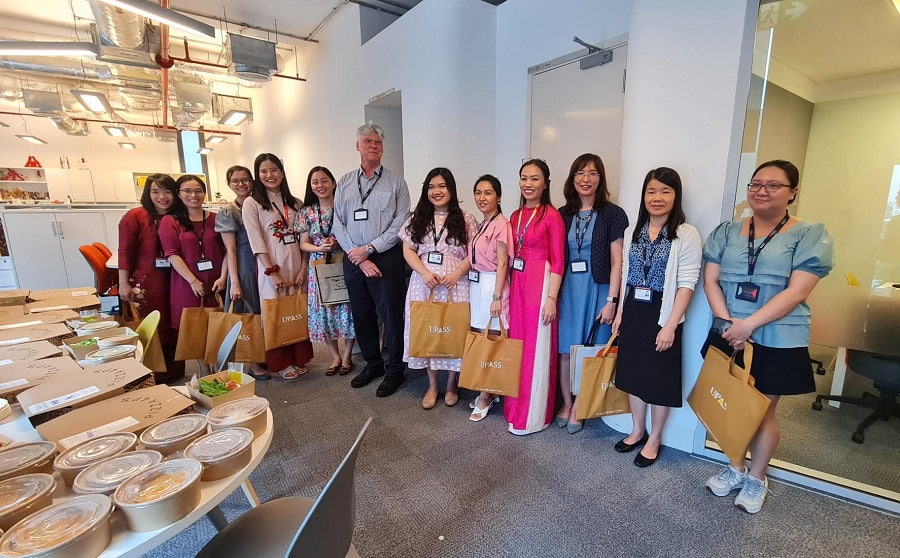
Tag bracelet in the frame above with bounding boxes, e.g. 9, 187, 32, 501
190, 279, 201, 286
264, 265, 281, 276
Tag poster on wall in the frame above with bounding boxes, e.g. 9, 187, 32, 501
133, 172, 208, 201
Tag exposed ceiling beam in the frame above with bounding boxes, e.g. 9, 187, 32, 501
174, 7, 318, 43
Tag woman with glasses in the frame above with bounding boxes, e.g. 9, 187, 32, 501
117, 173, 186, 380
702, 159, 833, 513
555, 153, 628, 433
242, 153, 314, 380
159, 175, 227, 371
611, 167, 701, 467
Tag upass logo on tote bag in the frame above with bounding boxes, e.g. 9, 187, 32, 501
262, 292, 309, 350
575, 333, 630, 420
459, 318, 523, 396
408, 287, 470, 358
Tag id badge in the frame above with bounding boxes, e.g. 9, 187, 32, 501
154, 258, 171, 269
512, 257, 525, 272
735, 281, 760, 303
633, 286, 652, 303
196, 258, 213, 272
570, 259, 588, 274
353, 208, 369, 221
427, 251, 443, 265
281, 232, 297, 245
468, 270, 480, 283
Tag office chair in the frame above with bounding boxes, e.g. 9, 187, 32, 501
78, 244, 117, 295
92, 242, 112, 260
215, 321, 244, 373
195, 417, 372, 558
812, 350, 900, 443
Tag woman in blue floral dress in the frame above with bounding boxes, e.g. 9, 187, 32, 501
297, 166, 356, 376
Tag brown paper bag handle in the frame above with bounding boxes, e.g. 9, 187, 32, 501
599, 332, 618, 358
480, 317, 508, 339
729, 341, 754, 384
427, 286, 455, 304
124, 302, 141, 322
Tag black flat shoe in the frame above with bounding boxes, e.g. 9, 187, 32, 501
634, 446, 660, 468
614, 432, 649, 453
376, 375, 404, 397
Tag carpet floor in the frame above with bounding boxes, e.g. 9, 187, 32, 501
144, 346, 900, 558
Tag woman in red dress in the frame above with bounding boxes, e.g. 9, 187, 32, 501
117, 173, 185, 380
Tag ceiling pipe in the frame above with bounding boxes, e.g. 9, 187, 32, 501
156, 0, 174, 129
0, 60, 113, 80
0, 110, 242, 136
174, 7, 318, 43
171, 38, 307, 82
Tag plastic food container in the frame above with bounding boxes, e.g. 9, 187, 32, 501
0, 494, 113, 558
97, 331, 139, 348
113, 458, 202, 532
0, 473, 56, 531
139, 414, 208, 456
207, 397, 269, 439
54, 432, 138, 486
84, 344, 136, 363
185, 427, 254, 481
0, 442, 57, 482
73, 450, 163, 496
74, 321, 118, 336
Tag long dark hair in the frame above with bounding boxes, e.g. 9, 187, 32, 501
303, 166, 337, 207
171, 174, 206, 230
473, 174, 503, 214
139, 173, 181, 218
518, 159, 551, 221
406, 167, 468, 247
250, 153, 300, 212
752, 159, 800, 204
561, 153, 610, 216
631, 167, 686, 242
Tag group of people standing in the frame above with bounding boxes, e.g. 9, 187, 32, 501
117, 120, 832, 515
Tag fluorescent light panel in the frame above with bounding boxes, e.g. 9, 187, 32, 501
16, 135, 47, 145
71, 89, 114, 114
97, 0, 216, 38
0, 41, 98, 57
119, 142, 136, 149
205, 135, 227, 144
102, 125, 127, 137
218, 110, 252, 126
197, 147, 213, 155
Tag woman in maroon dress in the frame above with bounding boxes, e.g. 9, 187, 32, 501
158, 175, 227, 372
117, 173, 185, 380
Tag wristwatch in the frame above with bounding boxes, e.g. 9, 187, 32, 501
606, 296, 619, 304
365, 244, 376, 255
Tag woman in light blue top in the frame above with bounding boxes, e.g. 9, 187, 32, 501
702, 159, 833, 514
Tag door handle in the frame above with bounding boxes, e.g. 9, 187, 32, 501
50, 221, 57, 237
56, 220, 65, 239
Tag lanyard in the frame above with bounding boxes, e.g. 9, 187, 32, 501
357, 168, 382, 206
574, 210, 594, 256
641, 225, 665, 285
471, 212, 499, 265
272, 200, 291, 226
151, 213, 164, 257
190, 211, 207, 257
317, 204, 333, 238
515, 205, 540, 253
431, 216, 447, 246
747, 211, 789, 276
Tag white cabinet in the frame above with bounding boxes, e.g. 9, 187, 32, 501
45, 168, 95, 202
2, 210, 108, 290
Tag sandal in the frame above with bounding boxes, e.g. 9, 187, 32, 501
338, 363, 353, 376
248, 366, 271, 381
469, 398, 495, 422
325, 366, 340, 377
294, 365, 308, 376
277, 366, 301, 380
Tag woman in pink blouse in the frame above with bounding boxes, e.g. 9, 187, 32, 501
504, 159, 566, 435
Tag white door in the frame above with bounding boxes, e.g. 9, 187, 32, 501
529, 43, 627, 207
55, 211, 107, 289
3, 212, 68, 290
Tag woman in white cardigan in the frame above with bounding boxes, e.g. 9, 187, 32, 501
611, 167, 701, 467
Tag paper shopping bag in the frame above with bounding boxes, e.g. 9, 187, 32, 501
312, 254, 350, 307
175, 298, 222, 361
687, 342, 771, 465
575, 333, 630, 419
205, 307, 266, 364
569, 319, 610, 395
408, 287, 471, 358
459, 318, 523, 395
262, 292, 309, 350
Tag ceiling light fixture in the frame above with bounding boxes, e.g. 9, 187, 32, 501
102, 125, 127, 137
205, 135, 227, 144
71, 89, 115, 114
97, 0, 216, 38
16, 135, 47, 145
0, 41, 99, 57
217, 110, 252, 126
197, 147, 213, 155
119, 142, 136, 150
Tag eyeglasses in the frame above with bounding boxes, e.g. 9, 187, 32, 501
747, 182, 791, 193
574, 171, 600, 179
229, 178, 252, 186
180, 189, 205, 196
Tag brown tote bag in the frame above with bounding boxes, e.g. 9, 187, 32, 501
174, 296, 223, 361
687, 342, 771, 465
408, 287, 471, 359
118, 302, 166, 373
204, 306, 266, 364
459, 318, 523, 396
575, 333, 630, 420
262, 291, 309, 351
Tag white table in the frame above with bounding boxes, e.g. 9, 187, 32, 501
0, 401, 273, 558
106, 253, 118, 270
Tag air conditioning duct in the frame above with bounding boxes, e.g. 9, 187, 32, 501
0, 60, 113, 80
50, 115, 89, 135
174, 81, 211, 114
226, 33, 277, 83
23, 88, 63, 114
89, 0, 147, 49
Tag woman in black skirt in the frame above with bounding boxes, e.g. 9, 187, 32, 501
611, 168, 701, 467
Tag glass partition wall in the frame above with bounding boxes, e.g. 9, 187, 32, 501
700, 0, 900, 511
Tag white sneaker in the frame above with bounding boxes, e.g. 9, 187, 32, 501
734, 474, 769, 514
706, 464, 747, 497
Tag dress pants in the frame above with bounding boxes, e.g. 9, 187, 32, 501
343, 245, 406, 379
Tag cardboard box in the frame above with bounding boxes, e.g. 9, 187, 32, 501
0, 290, 29, 307
0, 306, 25, 319
0, 309, 79, 331
26, 295, 101, 313
0, 356, 84, 402
62, 327, 135, 360
27, 287, 96, 301
15, 357, 154, 425
0, 340, 63, 362
0, 323, 72, 347
36, 385, 195, 448
187, 371, 256, 409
